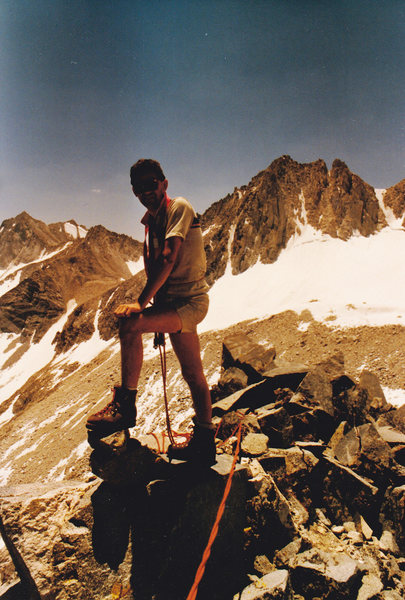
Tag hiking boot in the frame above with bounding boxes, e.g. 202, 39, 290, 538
86, 386, 137, 438
167, 420, 216, 466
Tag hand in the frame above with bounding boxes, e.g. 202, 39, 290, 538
114, 302, 142, 317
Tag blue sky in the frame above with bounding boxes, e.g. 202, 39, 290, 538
1, 0, 405, 240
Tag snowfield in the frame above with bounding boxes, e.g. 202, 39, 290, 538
203, 226, 405, 332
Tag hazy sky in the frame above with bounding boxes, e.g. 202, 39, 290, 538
1, 0, 405, 240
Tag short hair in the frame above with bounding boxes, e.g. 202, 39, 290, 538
130, 159, 166, 185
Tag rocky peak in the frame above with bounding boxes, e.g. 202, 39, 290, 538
0, 212, 81, 270
0, 216, 143, 343
202, 156, 387, 284
382, 178, 405, 225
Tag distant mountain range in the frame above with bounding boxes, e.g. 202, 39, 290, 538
1, 156, 404, 351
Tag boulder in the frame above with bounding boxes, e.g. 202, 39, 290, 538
0, 479, 130, 600
357, 573, 384, 600
358, 370, 389, 416
212, 366, 249, 401
245, 463, 298, 558
256, 406, 294, 448
333, 423, 395, 485
222, 333, 276, 382
217, 410, 261, 442
242, 433, 270, 457
333, 384, 369, 427
289, 406, 336, 442
317, 456, 380, 526
234, 570, 293, 600
296, 367, 334, 416
377, 405, 405, 434
379, 485, 405, 554
291, 547, 362, 599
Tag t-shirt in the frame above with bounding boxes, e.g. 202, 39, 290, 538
142, 196, 209, 298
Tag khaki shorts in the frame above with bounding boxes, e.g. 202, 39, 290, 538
158, 293, 209, 333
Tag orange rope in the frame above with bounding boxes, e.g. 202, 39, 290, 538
158, 337, 176, 446
186, 417, 244, 600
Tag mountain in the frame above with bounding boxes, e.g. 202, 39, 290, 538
0, 155, 404, 484
202, 156, 387, 284
0, 219, 144, 343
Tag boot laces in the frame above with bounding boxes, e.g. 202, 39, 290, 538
95, 390, 121, 417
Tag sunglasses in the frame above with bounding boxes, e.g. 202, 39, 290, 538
132, 177, 161, 195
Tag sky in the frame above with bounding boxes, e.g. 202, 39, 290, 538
1, 0, 405, 240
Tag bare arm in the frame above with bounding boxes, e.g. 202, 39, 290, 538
114, 236, 183, 317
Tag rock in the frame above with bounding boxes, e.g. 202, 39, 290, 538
358, 370, 389, 416
343, 520, 356, 533
318, 456, 379, 526
347, 530, 363, 544
245, 469, 298, 557
291, 547, 361, 599
222, 333, 276, 382
333, 423, 394, 485
325, 420, 350, 458
391, 444, 405, 466
331, 525, 345, 535
289, 407, 336, 442
379, 530, 400, 555
0, 480, 131, 600
377, 591, 404, 600
355, 514, 373, 540
357, 573, 383, 600
242, 433, 269, 457
296, 367, 334, 416
234, 569, 293, 600
316, 352, 346, 380
274, 539, 302, 568
212, 367, 249, 401
89, 435, 168, 485
217, 410, 261, 442
333, 384, 369, 427
256, 405, 294, 448
212, 378, 292, 416
375, 425, 405, 446
377, 405, 405, 435
253, 554, 275, 576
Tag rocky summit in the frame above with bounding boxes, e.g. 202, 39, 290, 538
202, 156, 388, 284
0, 156, 405, 599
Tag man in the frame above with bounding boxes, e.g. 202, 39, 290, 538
86, 159, 215, 464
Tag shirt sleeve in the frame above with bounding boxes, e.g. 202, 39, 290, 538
165, 197, 196, 240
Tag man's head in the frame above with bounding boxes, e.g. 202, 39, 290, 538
130, 158, 168, 214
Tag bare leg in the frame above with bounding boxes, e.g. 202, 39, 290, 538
169, 332, 212, 424
119, 307, 182, 389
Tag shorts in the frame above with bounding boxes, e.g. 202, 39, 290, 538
158, 293, 209, 333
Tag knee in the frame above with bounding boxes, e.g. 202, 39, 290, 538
119, 316, 141, 340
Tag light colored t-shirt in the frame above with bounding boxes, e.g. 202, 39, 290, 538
142, 196, 209, 298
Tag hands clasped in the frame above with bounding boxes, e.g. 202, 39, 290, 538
114, 301, 143, 318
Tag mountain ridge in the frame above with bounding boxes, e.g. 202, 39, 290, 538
1, 153, 404, 429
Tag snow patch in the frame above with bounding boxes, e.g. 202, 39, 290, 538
375, 188, 404, 229
127, 256, 144, 275
383, 387, 405, 408
202, 227, 405, 333
64, 221, 87, 239
0, 241, 73, 292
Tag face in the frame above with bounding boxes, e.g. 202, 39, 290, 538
132, 172, 168, 214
